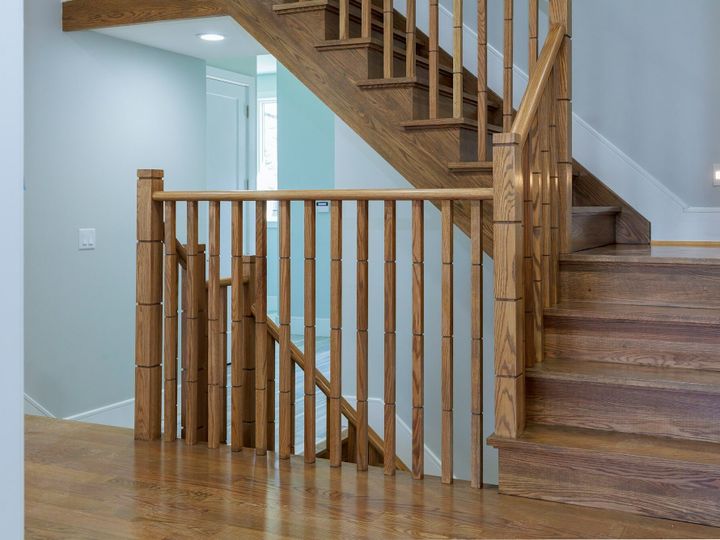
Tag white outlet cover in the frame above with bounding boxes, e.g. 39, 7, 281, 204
79, 228, 96, 250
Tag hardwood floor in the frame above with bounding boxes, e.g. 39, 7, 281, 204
26, 417, 720, 539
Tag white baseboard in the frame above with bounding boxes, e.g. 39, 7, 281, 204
24, 394, 54, 417
344, 395, 442, 477
64, 398, 135, 429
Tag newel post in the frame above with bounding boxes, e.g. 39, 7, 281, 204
135, 169, 165, 440
549, 0, 572, 253
493, 134, 525, 438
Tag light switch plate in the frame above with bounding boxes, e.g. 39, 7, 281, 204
79, 228, 96, 251
316, 201, 330, 214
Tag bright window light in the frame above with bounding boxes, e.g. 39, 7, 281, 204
198, 33, 225, 42
715, 164, 720, 186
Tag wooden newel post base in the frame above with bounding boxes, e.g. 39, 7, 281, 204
492, 135, 526, 439
135, 169, 165, 441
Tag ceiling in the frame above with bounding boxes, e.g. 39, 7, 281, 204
96, 17, 271, 73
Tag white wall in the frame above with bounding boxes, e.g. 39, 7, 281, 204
0, 0, 24, 534
25, 0, 207, 418
335, 118, 498, 484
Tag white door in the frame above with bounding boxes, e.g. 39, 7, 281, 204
206, 74, 251, 275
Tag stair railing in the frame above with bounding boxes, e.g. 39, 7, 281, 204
492, 2, 572, 440
135, 173, 492, 487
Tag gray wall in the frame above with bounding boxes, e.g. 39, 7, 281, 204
438, 0, 720, 208
335, 118, 498, 484
24, 0, 207, 418
1, 0, 24, 534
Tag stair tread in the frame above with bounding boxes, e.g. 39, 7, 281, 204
562, 244, 720, 266
545, 300, 720, 326
447, 161, 493, 172
356, 77, 498, 109
527, 358, 720, 394
572, 206, 621, 216
490, 424, 720, 468
401, 117, 503, 132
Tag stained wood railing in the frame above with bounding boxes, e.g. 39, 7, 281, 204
135, 175, 492, 487
492, 2, 572, 439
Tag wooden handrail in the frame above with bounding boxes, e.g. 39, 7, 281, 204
154, 188, 493, 203
262, 311, 410, 473
510, 24, 565, 145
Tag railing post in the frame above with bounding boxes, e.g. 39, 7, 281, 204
135, 169, 164, 441
550, 0, 572, 253
493, 134, 525, 439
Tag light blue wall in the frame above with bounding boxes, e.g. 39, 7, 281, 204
1, 0, 24, 533
274, 65, 334, 324
24, 0, 207, 418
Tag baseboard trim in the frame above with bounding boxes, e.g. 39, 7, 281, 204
24, 394, 55, 417
651, 241, 720, 247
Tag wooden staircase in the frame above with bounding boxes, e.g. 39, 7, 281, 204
491, 245, 720, 527
62, 0, 720, 530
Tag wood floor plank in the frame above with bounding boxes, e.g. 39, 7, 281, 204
25, 417, 720, 539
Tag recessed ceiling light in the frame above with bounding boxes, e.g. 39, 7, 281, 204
198, 33, 225, 42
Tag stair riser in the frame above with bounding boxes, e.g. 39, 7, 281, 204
404, 126, 477, 163
560, 261, 720, 308
571, 213, 616, 252
359, 85, 429, 122
497, 446, 720, 528
277, 5, 339, 41
527, 378, 720, 443
545, 316, 720, 371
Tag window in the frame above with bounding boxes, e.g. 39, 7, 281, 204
257, 98, 278, 221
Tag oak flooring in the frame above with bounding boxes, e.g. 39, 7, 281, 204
25, 417, 720, 539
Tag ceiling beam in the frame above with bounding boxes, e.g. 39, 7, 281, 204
63, 0, 229, 32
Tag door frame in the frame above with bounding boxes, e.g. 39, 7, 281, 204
206, 66, 257, 192
206, 66, 257, 252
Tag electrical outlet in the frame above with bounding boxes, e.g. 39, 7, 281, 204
79, 228, 96, 251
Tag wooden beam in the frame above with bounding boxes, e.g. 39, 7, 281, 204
63, 0, 227, 32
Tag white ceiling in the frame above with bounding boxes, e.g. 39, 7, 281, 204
96, 16, 269, 68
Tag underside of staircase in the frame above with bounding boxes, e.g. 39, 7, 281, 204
63, 0, 650, 254
62, 0, 720, 530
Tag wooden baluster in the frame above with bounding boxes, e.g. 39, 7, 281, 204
383, 0, 393, 78
208, 202, 222, 449
361, 0, 371, 39
329, 200, 343, 467
267, 331, 276, 452
452, 0, 463, 119
135, 169, 164, 441
304, 201, 317, 463
493, 133, 526, 439
541, 84, 553, 309
550, 0, 572, 253
406, 0, 416, 78
255, 201, 268, 455
441, 201, 454, 484
279, 201, 292, 459
477, 0, 488, 160
356, 200, 369, 471
529, 0, 539, 71
231, 202, 244, 451
290, 357, 296, 455
340, 0, 349, 39
429, 0, 439, 119
503, 0, 514, 131
242, 257, 257, 448
528, 0, 542, 368
411, 200, 424, 479
384, 201, 397, 476
163, 201, 178, 442
198, 248, 209, 443
470, 200, 484, 488
220, 286, 228, 444
185, 200, 200, 445
181, 265, 188, 439
549, 68, 561, 305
